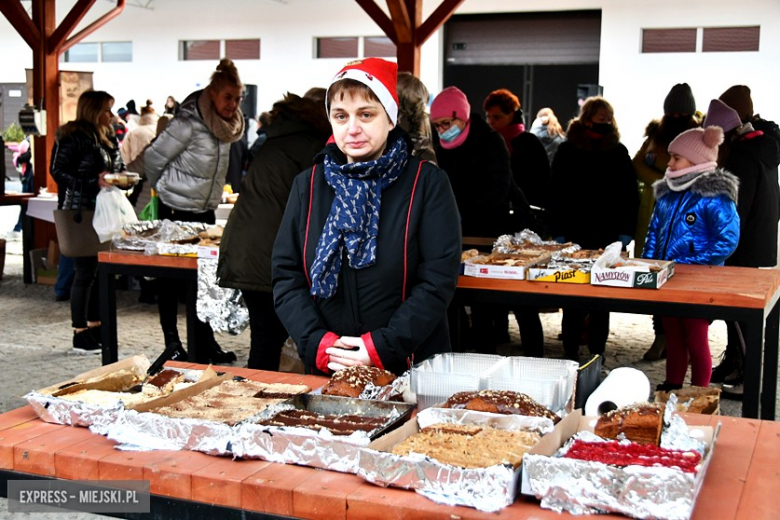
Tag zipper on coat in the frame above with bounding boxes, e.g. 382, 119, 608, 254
660, 196, 685, 259
204, 136, 220, 211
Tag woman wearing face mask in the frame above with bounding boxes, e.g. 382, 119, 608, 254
145, 58, 245, 365
272, 58, 461, 376
431, 87, 537, 354
548, 96, 638, 362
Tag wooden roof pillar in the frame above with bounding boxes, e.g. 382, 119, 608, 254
356, 0, 465, 75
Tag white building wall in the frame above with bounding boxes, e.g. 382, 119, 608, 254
1, 0, 779, 155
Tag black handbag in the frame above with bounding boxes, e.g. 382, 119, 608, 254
53, 181, 110, 258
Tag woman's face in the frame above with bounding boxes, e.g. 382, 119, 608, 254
485, 106, 513, 131
210, 85, 243, 120
99, 100, 114, 129
329, 91, 393, 163
588, 108, 613, 126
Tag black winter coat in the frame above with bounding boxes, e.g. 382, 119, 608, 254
548, 120, 638, 250
724, 129, 780, 267
508, 131, 551, 210
218, 96, 331, 293
272, 128, 462, 376
50, 122, 124, 210
433, 114, 515, 237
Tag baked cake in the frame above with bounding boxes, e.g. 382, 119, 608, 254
322, 366, 396, 398
390, 423, 541, 469
654, 387, 720, 415
441, 390, 560, 424
564, 439, 701, 473
259, 409, 388, 436
153, 380, 310, 425
594, 403, 665, 445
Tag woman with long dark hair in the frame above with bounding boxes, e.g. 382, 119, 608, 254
51, 90, 126, 352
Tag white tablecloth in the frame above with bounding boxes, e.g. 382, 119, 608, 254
26, 196, 58, 223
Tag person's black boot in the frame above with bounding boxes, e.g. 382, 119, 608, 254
88, 325, 103, 346
711, 345, 742, 384
73, 329, 101, 354
210, 342, 237, 364
655, 382, 683, 392
166, 340, 189, 362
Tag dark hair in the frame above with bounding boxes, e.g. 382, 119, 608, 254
327, 79, 382, 114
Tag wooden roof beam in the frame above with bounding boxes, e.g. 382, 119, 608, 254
60, 0, 126, 54
0, 1, 40, 49
387, 0, 412, 43
417, 0, 465, 44
355, 0, 397, 43
48, 0, 97, 54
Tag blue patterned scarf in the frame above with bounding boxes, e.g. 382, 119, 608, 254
310, 137, 408, 298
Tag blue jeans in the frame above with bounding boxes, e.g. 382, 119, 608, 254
55, 253, 75, 298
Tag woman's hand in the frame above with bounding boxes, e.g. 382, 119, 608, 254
326, 336, 371, 371
97, 171, 112, 189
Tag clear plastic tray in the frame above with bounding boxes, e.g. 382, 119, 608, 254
411, 353, 578, 414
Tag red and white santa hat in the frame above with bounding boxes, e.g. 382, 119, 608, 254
327, 57, 399, 124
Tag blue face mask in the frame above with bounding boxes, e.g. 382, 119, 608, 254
439, 124, 462, 142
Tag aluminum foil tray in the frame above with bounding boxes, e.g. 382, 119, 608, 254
411, 353, 504, 409
356, 407, 554, 513
523, 409, 719, 520
231, 395, 415, 473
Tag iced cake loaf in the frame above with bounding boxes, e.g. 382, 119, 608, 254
153, 380, 310, 425
259, 409, 388, 436
391, 423, 541, 469
322, 366, 396, 398
594, 402, 665, 445
441, 390, 560, 424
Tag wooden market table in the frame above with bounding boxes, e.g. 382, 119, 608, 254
0, 362, 778, 519
98, 249, 200, 365
456, 265, 780, 421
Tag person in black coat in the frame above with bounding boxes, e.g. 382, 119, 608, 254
218, 92, 332, 371
704, 98, 780, 396
272, 58, 461, 376
483, 88, 551, 213
431, 86, 542, 355
50, 90, 127, 353
548, 96, 638, 360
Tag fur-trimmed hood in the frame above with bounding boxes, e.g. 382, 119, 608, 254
654, 167, 739, 202
565, 119, 620, 151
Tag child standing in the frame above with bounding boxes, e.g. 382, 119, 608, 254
643, 126, 740, 390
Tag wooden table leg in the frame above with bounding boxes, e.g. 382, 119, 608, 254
761, 302, 779, 420
742, 312, 764, 419
99, 264, 118, 365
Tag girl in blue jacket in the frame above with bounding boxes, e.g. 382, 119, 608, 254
643, 126, 740, 390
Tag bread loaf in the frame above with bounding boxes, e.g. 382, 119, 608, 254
594, 402, 665, 445
441, 390, 560, 423
321, 366, 396, 398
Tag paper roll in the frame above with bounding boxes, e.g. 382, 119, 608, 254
584, 367, 651, 417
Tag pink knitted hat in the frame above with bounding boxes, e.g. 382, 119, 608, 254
430, 86, 471, 121
703, 99, 742, 133
668, 126, 724, 165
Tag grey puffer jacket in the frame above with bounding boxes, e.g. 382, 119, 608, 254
145, 90, 229, 212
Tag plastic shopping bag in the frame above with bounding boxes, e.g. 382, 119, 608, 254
93, 186, 139, 243
139, 189, 159, 221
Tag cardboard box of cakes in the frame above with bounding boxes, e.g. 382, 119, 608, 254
25, 356, 226, 427
357, 406, 557, 513
462, 251, 551, 280
526, 248, 613, 284
521, 409, 718, 520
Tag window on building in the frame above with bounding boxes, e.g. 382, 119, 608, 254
702, 26, 760, 52
62, 42, 99, 62
641, 28, 697, 53
180, 40, 220, 61
364, 36, 396, 57
101, 42, 132, 62
316, 37, 359, 58
225, 39, 261, 60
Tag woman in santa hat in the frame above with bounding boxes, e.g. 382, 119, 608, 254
272, 58, 462, 376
